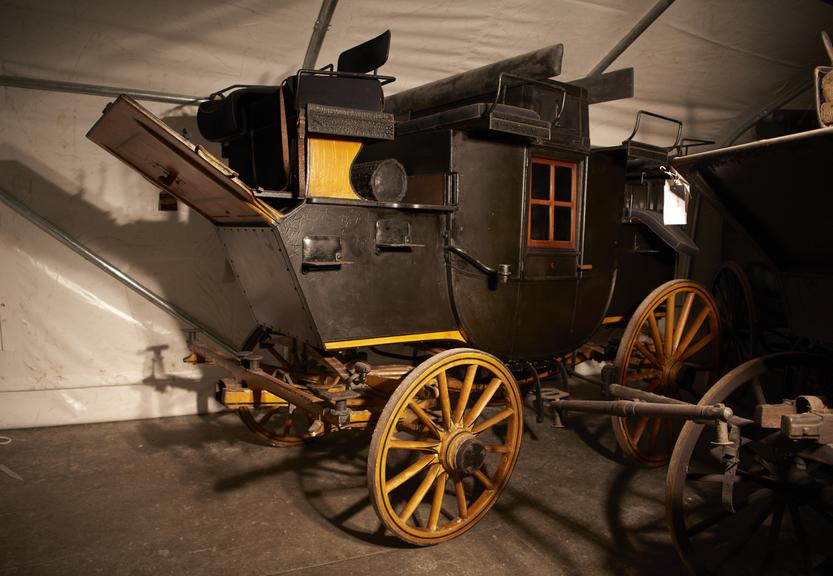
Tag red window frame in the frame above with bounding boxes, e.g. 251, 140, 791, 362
527, 158, 577, 249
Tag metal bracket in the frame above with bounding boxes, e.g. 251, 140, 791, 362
446, 245, 512, 284
720, 424, 741, 513
302, 235, 352, 269
375, 219, 424, 250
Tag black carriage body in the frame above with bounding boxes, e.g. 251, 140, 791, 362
239, 78, 626, 359
87, 48, 628, 361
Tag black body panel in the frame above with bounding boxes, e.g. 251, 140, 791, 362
446, 135, 626, 360
447, 132, 527, 356
217, 226, 319, 346
572, 148, 627, 339
607, 223, 675, 318
278, 202, 458, 345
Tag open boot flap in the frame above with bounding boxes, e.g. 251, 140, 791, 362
86, 95, 281, 226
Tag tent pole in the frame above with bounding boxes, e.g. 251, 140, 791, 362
587, 0, 675, 77
0, 187, 240, 356
0, 75, 203, 105
302, 0, 339, 70
721, 69, 813, 146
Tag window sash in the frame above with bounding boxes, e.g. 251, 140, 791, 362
528, 158, 576, 249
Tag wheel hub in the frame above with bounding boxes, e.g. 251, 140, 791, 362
444, 432, 486, 475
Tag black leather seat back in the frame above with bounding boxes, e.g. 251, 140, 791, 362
197, 86, 288, 191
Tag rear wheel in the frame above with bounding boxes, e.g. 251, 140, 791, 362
234, 327, 315, 447
613, 280, 720, 466
666, 352, 833, 575
237, 404, 313, 447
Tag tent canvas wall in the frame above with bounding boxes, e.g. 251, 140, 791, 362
1, 0, 831, 428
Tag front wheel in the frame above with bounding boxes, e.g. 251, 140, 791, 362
367, 348, 523, 545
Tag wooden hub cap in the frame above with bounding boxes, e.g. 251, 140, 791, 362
446, 433, 485, 475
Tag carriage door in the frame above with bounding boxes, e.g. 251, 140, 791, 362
512, 151, 584, 356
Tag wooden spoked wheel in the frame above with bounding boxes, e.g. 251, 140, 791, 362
236, 327, 314, 447
613, 280, 720, 466
238, 404, 313, 447
368, 348, 523, 545
666, 352, 833, 575
712, 261, 758, 371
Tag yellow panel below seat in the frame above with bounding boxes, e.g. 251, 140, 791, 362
306, 138, 362, 199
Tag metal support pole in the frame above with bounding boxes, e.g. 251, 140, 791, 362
721, 68, 813, 146
0, 187, 239, 356
608, 383, 688, 405
302, 0, 339, 70
0, 75, 204, 105
587, 0, 676, 77
552, 398, 733, 421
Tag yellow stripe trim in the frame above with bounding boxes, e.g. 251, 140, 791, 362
324, 330, 466, 350
602, 315, 625, 325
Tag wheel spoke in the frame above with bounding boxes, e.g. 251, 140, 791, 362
453, 473, 468, 519
400, 464, 443, 523
437, 370, 452, 429
678, 332, 716, 363
483, 443, 511, 453
686, 487, 771, 537
630, 417, 649, 444
789, 503, 813, 573
259, 408, 279, 427
625, 368, 661, 383
761, 499, 785, 570
720, 499, 773, 564
647, 311, 666, 363
473, 469, 495, 491
751, 376, 767, 405
408, 401, 443, 439
809, 501, 833, 526
673, 292, 696, 351
453, 365, 477, 424
386, 454, 438, 493
686, 508, 732, 537
463, 378, 502, 428
471, 407, 514, 435
633, 340, 661, 368
642, 417, 663, 452
388, 438, 441, 451
676, 307, 710, 357
665, 293, 676, 358
428, 471, 448, 531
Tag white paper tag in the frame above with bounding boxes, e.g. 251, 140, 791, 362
663, 176, 689, 225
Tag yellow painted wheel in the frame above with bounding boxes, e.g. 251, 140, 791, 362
237, 405, 313, 447
613, 280, 720, 466
368, 348, 523, 545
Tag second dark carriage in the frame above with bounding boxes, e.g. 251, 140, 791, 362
86, 32, 709, 545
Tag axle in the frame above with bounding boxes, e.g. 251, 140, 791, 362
551, 398, 733, 422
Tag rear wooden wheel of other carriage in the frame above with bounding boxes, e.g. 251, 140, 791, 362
666, 352, 833, 575
613, 279, 720, 466
237, 404, 314, 447
234, 328, 316, 447
712, 261, 758, 371
368, 348, 523, 545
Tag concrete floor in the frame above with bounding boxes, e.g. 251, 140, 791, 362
0, 381, 688, 576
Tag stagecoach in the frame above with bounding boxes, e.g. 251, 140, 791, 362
87, 31, 718, 545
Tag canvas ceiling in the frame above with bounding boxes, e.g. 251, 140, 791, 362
1, 0, 831, 428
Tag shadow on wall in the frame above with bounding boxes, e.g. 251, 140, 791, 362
0, 130, 257, 417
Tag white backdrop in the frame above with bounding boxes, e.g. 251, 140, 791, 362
1, 0, 831, 428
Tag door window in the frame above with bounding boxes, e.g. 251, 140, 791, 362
527, 158, 577, 249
